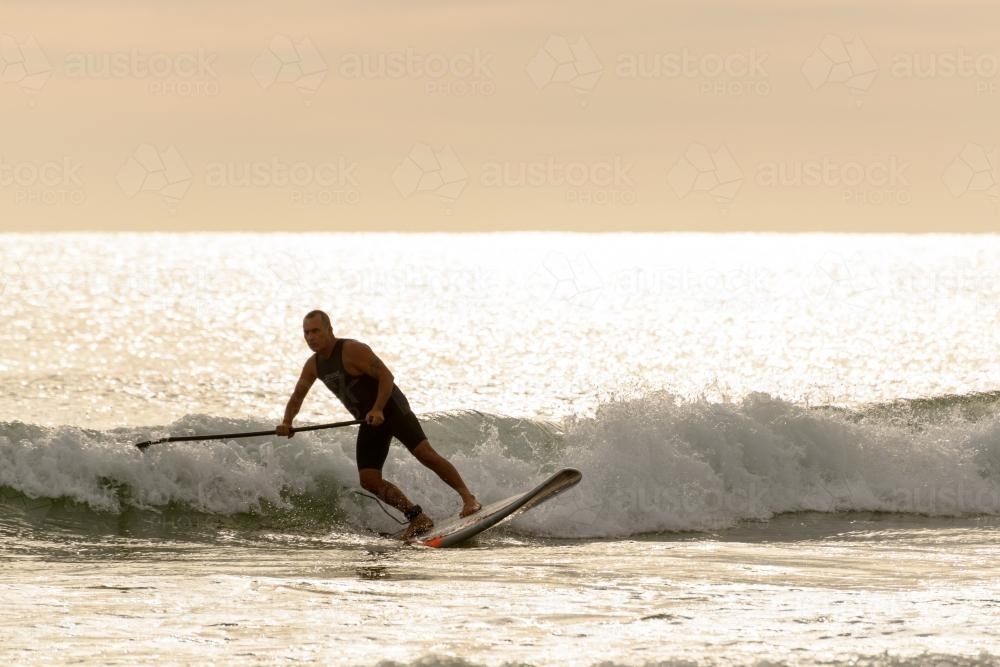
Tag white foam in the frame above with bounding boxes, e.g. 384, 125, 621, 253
513, 392, 1000, 537
0, 416, 360, 516
3, 394, 1000, 538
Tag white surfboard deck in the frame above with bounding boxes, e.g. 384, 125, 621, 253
399, 467, 582, 548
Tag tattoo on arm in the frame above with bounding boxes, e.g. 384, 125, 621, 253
368, 357, 387, 376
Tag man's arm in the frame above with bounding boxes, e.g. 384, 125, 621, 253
277, 358, 317, 437
343, 341, 394, 422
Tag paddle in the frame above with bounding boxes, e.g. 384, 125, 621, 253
135, 418, 363, 451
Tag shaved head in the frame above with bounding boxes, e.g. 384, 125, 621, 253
305, 310, 332, 330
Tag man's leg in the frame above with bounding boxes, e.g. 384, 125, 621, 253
356, 424, 433, 537
359, 468, 433, 537
358, 468, 415, 515
411, 441, 481, 516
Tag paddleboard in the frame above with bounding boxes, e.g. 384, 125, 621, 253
401, 467, 582, 548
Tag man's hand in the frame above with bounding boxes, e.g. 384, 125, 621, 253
276, 423, 294, 438
365, 408, 384, 426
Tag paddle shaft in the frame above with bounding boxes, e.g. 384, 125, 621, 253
135, 418, 363, 450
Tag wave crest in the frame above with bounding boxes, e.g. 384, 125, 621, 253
3, 392, 1000, 538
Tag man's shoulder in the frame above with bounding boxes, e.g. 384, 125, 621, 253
341, 338, 369, 353
303, 353, 319, 375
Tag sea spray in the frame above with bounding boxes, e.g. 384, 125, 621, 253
3, 392, 1000, 539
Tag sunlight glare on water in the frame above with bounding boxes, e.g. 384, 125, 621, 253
3, 233, 1000, 429
4, 233, 1000, 667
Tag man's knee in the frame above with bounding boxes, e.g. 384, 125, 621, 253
411, 440, 437, 464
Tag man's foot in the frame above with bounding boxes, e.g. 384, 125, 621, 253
460, 497, 481, 517
402, 512, 434, 540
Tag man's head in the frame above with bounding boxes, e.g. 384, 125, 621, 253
303, 310, 334, 352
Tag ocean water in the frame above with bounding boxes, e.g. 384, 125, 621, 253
3, 232, 1000, 666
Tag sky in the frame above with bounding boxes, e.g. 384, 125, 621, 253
0, 0, 997, 232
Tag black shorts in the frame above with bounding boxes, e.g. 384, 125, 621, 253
355, 411, 428, 471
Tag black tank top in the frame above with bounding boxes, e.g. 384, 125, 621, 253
315, 338, 411, 419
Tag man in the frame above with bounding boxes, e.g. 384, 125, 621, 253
276, 310, 480, 538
